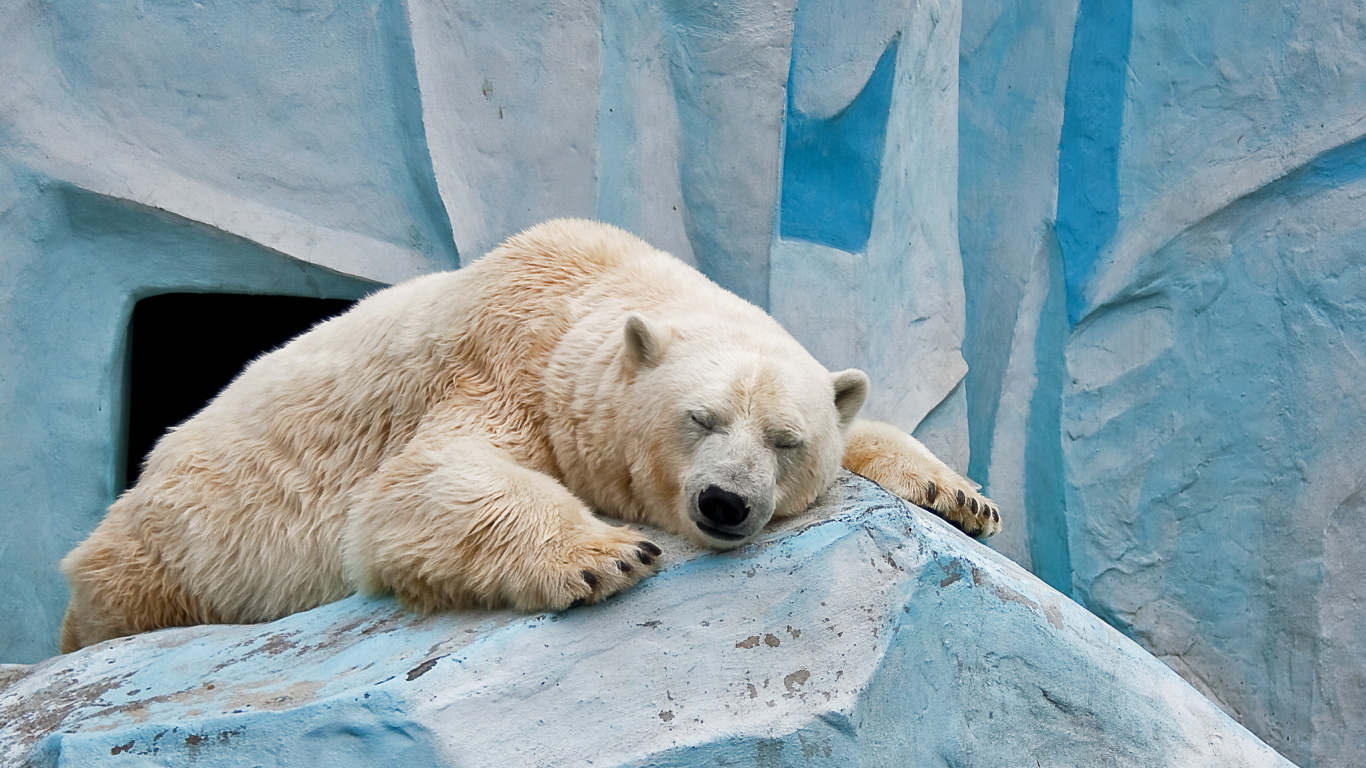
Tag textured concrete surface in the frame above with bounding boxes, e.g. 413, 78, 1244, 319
957, 2, 1366, 765
0, 475, 1293, 768
770, 0, 971, 474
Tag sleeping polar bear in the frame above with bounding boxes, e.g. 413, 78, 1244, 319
60, 219, 999, 652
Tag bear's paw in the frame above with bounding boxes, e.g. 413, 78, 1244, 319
842, 420, 1002, 538
517, 522, 663, 612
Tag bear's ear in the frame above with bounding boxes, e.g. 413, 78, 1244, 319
623, 313, 669, 369
831, 369, 869, 428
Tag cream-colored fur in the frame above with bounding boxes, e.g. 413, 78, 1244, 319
59, 219, 998, 653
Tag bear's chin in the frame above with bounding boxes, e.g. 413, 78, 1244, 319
687, 520, 765, 550
693, 521, 751, 544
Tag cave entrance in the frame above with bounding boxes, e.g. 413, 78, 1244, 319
124, 293, 356, 489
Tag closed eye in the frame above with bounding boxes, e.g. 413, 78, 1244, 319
690, 411, 718, 431
770, 433, 802, 450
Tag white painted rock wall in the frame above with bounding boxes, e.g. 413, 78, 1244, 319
957, 2, 1366, 764
0, 476, 1291, 768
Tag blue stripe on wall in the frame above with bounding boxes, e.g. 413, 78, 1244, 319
1056, 0, 1132, 325
779, 38, 898, 253
1026, 230, 1073, 594
378, 0, 460, 267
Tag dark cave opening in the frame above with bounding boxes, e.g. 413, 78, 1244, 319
124, 293, 355, 489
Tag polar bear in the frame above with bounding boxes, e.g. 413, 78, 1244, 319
59, 219, 999, 652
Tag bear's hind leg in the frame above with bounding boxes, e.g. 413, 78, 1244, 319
343, 436, 661, 613
842, 419, 1001, 537
59, 520, 216, 652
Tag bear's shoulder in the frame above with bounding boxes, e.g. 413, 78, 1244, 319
492, 219, 656, 274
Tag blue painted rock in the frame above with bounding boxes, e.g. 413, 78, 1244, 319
0, 474, 1292, 767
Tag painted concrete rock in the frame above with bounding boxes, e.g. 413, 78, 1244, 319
0, 475, 1291, 767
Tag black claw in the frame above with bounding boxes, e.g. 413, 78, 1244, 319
582, 570, 600, 587
637, 550, 654, 566
956, 489, 966, 506
925, 481, 938, 504
617, 560, 634, 573
569, 598, 587, 609
991, 507, 1000, 522
969, 498, 979, 514
639, 541, 662, 557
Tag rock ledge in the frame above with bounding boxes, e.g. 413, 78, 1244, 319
0, 474, 1293, 767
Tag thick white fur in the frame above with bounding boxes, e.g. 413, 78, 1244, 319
59, 219, 998, 652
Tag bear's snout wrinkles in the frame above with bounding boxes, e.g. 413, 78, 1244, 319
697, 485, 750, 529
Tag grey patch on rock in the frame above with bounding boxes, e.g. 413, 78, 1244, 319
994, 584, 1040, 612
406, 656, 443, 681
783, 669, 810, 692
0, 664, 33, 692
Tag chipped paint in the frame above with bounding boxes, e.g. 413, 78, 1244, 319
405, 656, 443, 681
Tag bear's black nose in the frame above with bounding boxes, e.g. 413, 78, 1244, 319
698, 485, 749, 527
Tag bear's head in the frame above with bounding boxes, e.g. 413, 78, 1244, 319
617, 313, 869, 549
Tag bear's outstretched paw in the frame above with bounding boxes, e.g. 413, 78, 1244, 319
525, 524, 662, 612
893, 475, 1001, 539
843, 420, 1002, 539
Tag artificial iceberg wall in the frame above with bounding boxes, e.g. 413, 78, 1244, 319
958, 3, 1366, 765
0, 0, 1361, 765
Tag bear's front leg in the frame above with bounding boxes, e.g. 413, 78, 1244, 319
342, 436, 660, 613
842, 420, 1001, 538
